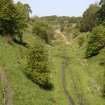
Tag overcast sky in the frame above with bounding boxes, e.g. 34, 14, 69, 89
14, 0, 100, 16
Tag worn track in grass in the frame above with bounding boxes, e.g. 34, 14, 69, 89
61, 58, 76, 105
61, 57, 85, 105
0, 68, 13, 105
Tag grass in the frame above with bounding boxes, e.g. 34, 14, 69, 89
0, 81, 3, 105
51, 46, 69, 105
65, 43, 105, 105
0, 35, 54, 105
50, 34, 105, 105
0, 31, 105, 105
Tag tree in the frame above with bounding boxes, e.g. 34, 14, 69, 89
0, 0, 16, 38
100, 0, 105, 6
14, 2, 31, 42
80, 4, 99, 32
0, 0, 31, 43
97, 0, 105, 23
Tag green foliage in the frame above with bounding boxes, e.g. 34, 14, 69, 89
0, 0, 31, 43
0, 35, 54, 105
0, 0, 16, 36
78, 36, 85, 47
96, 0, 105, 24
32, 21, 54, 44
85, 25, 105, 58
100, 0, 105, 5
80, 4, 99, 32
31, 16, 81, 32
13, 2, 31, 42
14, 2, 31, 31
26, 41, 53, 89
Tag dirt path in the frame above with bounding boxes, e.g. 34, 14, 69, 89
61, 56, 86, 105
0, 68, 13, 105
55, 30, 70, 45
61, 57, 76, 105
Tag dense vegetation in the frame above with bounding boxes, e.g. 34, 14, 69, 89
0, 0, 31, 43
32, 21, 54, 44
80, 4, 99, 32
26, 41, 53, 89
0, 0, 105, 105
81, 0, 105, 58
86, 25, 105, 58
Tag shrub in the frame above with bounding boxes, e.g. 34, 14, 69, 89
25, 41, 53, 90
85, 25, 105, 58
32, 21, 54, 44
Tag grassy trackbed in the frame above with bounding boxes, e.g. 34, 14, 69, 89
51, 35, 105, 105
0, 33, 105, 105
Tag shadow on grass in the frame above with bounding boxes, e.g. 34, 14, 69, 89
13, 38, 29, 48
38, 82, 54, 91
24, 73, 54, 91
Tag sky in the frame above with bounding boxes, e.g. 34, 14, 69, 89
14, 0, 100, 17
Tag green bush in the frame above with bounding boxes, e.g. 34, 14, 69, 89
86, 25, 105, 58
25, 41, 53, 90
32, 21, 54, 44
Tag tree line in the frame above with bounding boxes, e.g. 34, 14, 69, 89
79, 0, 105, 58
